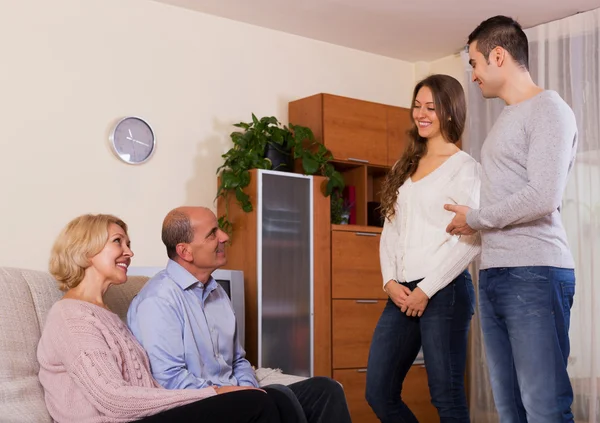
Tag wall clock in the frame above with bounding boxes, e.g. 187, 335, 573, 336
109, 116, 156, 165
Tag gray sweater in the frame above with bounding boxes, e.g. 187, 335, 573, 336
466, 90, 578, 270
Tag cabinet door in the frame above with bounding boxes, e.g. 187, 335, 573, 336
332, 299, 386, 369
387, 106, 412, 166
332, 230, 385, 299
323, 95, 388, 166
333, 369, 379, 423
334, 366, 439, 423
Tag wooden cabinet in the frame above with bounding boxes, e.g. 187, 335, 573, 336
334, 366, 440, 423
322, 95, 388, 165
290, 94, 412, 226
329, 226, 438, 422
334, 369, 378, 423
289, 94, 409, 167
331, 227, 386, 299
217, 170, 332, 377
332, 299, 385, 369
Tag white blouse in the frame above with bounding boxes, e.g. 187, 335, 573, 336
380, 151, 482, 298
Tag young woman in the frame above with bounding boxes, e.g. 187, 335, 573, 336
365, 74, 480, 423
37, 214, 280, 423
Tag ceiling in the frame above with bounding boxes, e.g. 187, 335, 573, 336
152, 0, 600, 62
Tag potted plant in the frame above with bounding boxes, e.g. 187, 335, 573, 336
216, 114, 345, 234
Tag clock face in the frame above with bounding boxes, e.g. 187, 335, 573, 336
110, 117, 155, 164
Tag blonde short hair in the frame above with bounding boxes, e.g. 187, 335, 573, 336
49, 214, 128, 291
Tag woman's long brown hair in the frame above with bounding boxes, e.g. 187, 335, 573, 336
379, 74, 466, 220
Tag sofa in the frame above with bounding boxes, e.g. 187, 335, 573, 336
0, 267, 305, 423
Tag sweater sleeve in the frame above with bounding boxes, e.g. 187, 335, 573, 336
380, 216, 398, 289
417, 161, 482, 298
52, 305, 217, 420
466, 100, 577, 230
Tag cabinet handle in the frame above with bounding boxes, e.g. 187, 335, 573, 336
356, 368, 368, 373
355, 232, 377, 237
355, 300, 378, 304
347, 157, 369, 163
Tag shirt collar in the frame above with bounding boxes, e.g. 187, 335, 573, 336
166, 259, 216, 292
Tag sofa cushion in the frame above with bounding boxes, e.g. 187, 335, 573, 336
0, 267, 149, 423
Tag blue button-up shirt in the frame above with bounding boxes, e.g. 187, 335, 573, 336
127, 260, 258, 389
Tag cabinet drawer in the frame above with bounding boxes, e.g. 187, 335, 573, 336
332, 230, 386, 299
333, 369, 379, 423
332, 299, 386, 369
323, 95, 388, 166
334, 365, 439, 423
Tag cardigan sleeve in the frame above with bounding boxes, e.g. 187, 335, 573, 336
380, 216, 398, 289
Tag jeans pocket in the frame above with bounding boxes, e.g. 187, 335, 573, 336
559, 280, 575, 315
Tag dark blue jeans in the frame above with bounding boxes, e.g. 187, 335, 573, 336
479, 266, 576, 423
365, 271, 475, 423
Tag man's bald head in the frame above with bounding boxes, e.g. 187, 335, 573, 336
161, 207, 211, 260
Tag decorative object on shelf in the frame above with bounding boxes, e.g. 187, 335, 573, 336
109, 116, 156, 165
343, 186, 356, 225
216, 114, 345, 235
339, 199, 355, 225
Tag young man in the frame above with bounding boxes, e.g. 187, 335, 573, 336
127, 206, 351, 423
445, 16, 578, 423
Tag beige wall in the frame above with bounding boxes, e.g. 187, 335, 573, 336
413, 53, 467, 89
0, 0, 416, 270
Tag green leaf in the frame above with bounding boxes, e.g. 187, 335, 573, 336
325, 178, 335, 196
261, 116, 279, 126
302, 156, 319, 174
331, 171, 345, 190
235, 187, 250, 206
252, 113, 259, 126
239, 170, 251, 187
221, 171, 241, 189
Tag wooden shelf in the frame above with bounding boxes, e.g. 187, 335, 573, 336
331, 224, 382, 233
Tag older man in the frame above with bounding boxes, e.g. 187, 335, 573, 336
127, 206, 351, 423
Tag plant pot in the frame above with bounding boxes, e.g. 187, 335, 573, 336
264, 142, 292, 172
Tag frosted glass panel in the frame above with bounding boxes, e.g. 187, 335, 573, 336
260, 172, 312, 377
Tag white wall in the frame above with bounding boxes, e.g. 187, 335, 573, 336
0, 0, 415, 270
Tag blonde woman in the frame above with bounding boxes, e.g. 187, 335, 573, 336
37, 214, 280, 423
365, 74, 481, 423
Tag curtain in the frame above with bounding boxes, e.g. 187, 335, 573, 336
464, 8, 600, 423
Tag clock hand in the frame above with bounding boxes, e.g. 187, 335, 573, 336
132, 139, 150, 147
126, 136, 149, 147
128, 129, 133, 138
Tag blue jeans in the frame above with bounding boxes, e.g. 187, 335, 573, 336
479, 266, 576, 423
365, 271, 475, 423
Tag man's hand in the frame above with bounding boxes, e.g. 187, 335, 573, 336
444, 204, 476, 236
401, 287, 429, 317
215, 386, 265, 395
384, 280, 411, 309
